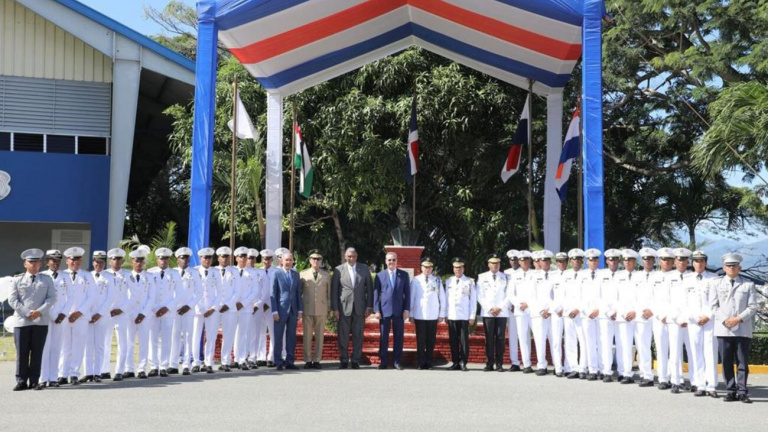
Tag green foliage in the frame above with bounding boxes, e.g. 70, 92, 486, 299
750, 332, 768, 364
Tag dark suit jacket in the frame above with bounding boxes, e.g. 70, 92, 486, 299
271, 268, 303, 320
374, 269, 410, 317
331, 263, 373, 316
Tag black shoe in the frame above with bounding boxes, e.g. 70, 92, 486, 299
724, 392, 738, 402
483, 365, 493, 372
522, 367, 534, 374
191, 366, 200, 373
93, 376, 102, 383
567, 372, 579, 379
426, 364, 434, 370
13, 383, 28, 391
285, 364, 299, 370
497, 366, 505, 372
395, 363, 404, 371
597, 372, 604, 380
69, 376, 79, 385
138, 372, 147, 379
587, 374, 597, 381
247, 360, 257, 368
693, 390, 706, 397
377, 364, 388, 370
78, 375, 93, 383
240, 364, 250, 371
159, 370, 168, 377
340, 362, 348, 369
461, 364, 468, 371
147, 369, 159, 377
124, 372, 136, 378
351, 362, 360, 369
739, 395, 752, 404
689, 385, 697, 393
556, 372, 564, 378
231, 362, 239, 369
206, 366, 214, 374
100, 373, 112, 379
168, 368, 179, 375
257, 361, 267, 367
313, 362, 322, 369
671, 385, 680, 394
658, 382, 671, 390
620, 377, 634, 384
276, 365, 284, 371
34, 383, 45, 390
305, 363, 315, 369
536, 369, 548, 376
579, 373, 587, 380
267, 361, 275, 367
182, 368, 190, 376
448, 363, 459, 370
49, 381, 60, 388
510, 365, 521, 372
709, 391, 719, 398
617, 375, 624, 381
602, 376, 612, 383
113, 374, 123, 382
639, 379, 654, 387
57, 377, 68, 385
222, 365, 231, 372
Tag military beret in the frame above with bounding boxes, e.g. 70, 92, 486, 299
21, 248, 44, 261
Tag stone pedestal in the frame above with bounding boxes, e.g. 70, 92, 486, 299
384, 245, 424, 278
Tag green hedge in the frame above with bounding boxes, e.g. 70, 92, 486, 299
751, 333, 768, 364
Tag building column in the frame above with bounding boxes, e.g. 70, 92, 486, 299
265, 91, 284, 250
188, 0, 218, 264
544, 90, 563, 253
107, 36, 141, 248
582, 0, 605, 254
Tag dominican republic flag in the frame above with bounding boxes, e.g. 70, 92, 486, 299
501, 95, 530, 183
406, 97, 419, 185
294, 122, 314, 199
555, 107, 581, 201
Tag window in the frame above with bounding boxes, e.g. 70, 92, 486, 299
47, 135, 75, 154
13, 133, 44, 152
0, 132, 9, 151
77, 136, 108, 155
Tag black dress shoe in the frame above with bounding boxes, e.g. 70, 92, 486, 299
555, 372, 564, 378
536, 369, 547, 376
671, 385, 680, 394
620, 377, 634, 384
693, 389, 706, 397
13, 383, 28, 391
257, 361, 267, 367
124, 372, 136, 378
709, 391, 719, 398
496, 366, 505, 372
34, 383, 45, 390
206, 366, 214, 374
57, 377, 68, 385
689, 385, 696, 393
483, 365, 493, 372
340, 362, 349, 369
658, 382, 671, 390
305, 362, 314, 369
426, 364, 434, 370
461, 364, 468, 371
159, 370, 168, 377
377, 364, 388, 370
579, 373, 587, 380
113, 374, 123, 382
79, 375, 93, 383
395, 364, 404, 370
724, 392, 738, 402
510, 365, 521, 372
587, 374, 597, 381
168, 368, 179, 374
240, 364, 250, 371
93, 376, 102, 383
222, 365, 231, 372
567, 372, 579, 379
70, 376, 80, 385
285, 364, 299, 370
739, 395, 753, 404
617, 375, 624, 381
313, 362, 322, 369
448, 363, 459, 370
148, 369, 159, 377
597, 372, 604, 380
602, 376, 612, 383
231, 362, 239, 368
267, 361, 275, 367
522, 367, 534, 374
182, 368, 190, 376
276, 365, 284, 371
49, 381, 60, 387
638, 379, 654, 387
101, 373, 112, 379
247, 360, 256, 368
138, 372, 147, 379
351, 362, 360, 369
191, 366, 200, 373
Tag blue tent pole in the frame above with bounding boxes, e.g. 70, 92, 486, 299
581, 0, 605, 262
188, 0, 219, 266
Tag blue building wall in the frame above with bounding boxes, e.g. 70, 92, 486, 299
0, 151, 110, 252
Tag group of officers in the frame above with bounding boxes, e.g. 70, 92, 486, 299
8, 244, 759, 403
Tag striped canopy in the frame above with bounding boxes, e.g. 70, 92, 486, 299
215, 0, 586, 96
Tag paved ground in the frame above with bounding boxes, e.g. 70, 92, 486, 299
3, 362, 766, 431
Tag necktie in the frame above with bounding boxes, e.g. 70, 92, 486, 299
389, 271, 394, 287
628, 272, 632, 281
680, 274, 683, 281
697, 274, 702, 281
545, 273, 548, 280
646, 273, 650, 281
31, 275, 36, 283
95, 273, 100, 279
492, 274, 496, 281
53, 271, 58, 279
204, 269, 208, 277
221, 268, 225, 277
591, 271, 595, 280
240, 269, 243, 277
612, 272, 615, 279
313, 271, 318, 281
730, 278, 735, 287
136, 274, 141, 283
181, 269, 186, 278
160, 270, 165, 280
72, 271, 77, 281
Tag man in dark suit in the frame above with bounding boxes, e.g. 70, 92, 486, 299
331, 247, 373, 369
373, 252, 410, 370
271, 252, 303, 370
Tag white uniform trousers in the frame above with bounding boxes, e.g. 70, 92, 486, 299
84, 318, 110, 376
173, 312, 195, 369
514, 314, 532, 368
598, 319, 615, 375
669, 324, 693, 385
40, 320, 65, 382
687, 321, 718, 391
652, 320, 670, 382
148, 315, 174, 370
581, 317, 599, 374
111, 315, 130, 374
192, 312, 219, 367
563, 316, 585, 373
615, 321, 636, 378
127, 317, 152, 373
218, 310, 237, 365
168, 315, 182, 369
257, 314, 285, 362
507, 315, 519, 366
634, 320, 654, 380
248, 309, 266, 363
549, 314, 564, 373
101, 318, 114, 375
234, 310, 252, 364
530, 316, 550, 370
60, 318, 89, 377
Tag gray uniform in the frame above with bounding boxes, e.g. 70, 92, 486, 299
331, 263, 373, 364
9, 272, 55, 387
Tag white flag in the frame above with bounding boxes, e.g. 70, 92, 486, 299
227, 94, 257, 139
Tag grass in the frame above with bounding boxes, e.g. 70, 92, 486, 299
0, 333, 138, 363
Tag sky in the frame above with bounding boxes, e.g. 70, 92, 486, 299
78, 0, 195, 37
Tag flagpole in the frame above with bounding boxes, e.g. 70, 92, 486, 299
527, 80, 534, 249
577, 99, 584, 250
229, 75, 238, 253
289, 102, 297, 252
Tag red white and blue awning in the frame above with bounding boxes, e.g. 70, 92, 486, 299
215, 0, 585, 95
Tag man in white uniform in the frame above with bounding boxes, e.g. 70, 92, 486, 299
125, 248, 156, 379
410, 258, 446, 370
597, 249, 621, 382
653, 247, 675, 390
246, 248, 268, 369
634, 247, 657, 387
444, 257, 476, 371
192, 247, 221, 374
104, 248, 131, 381
668, 247, 694, 393
232, 246, 257, 370
581, 248, 602, 380
563, 249, 588, 379
615, 249, 639, 384
172, 247, 201, 375
60, 247, 95, 385
40, 250, 67, 387
147, 247, 181, 377
507, 250, 535, 373
684, 250, 718, 397
477, 254, 510, 372
503, 249, 521, 371
82, 251, 114, 383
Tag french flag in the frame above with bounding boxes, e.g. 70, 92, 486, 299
406, 97, 419, 185
501, 95, 529, 183
555, 107, 581, 201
